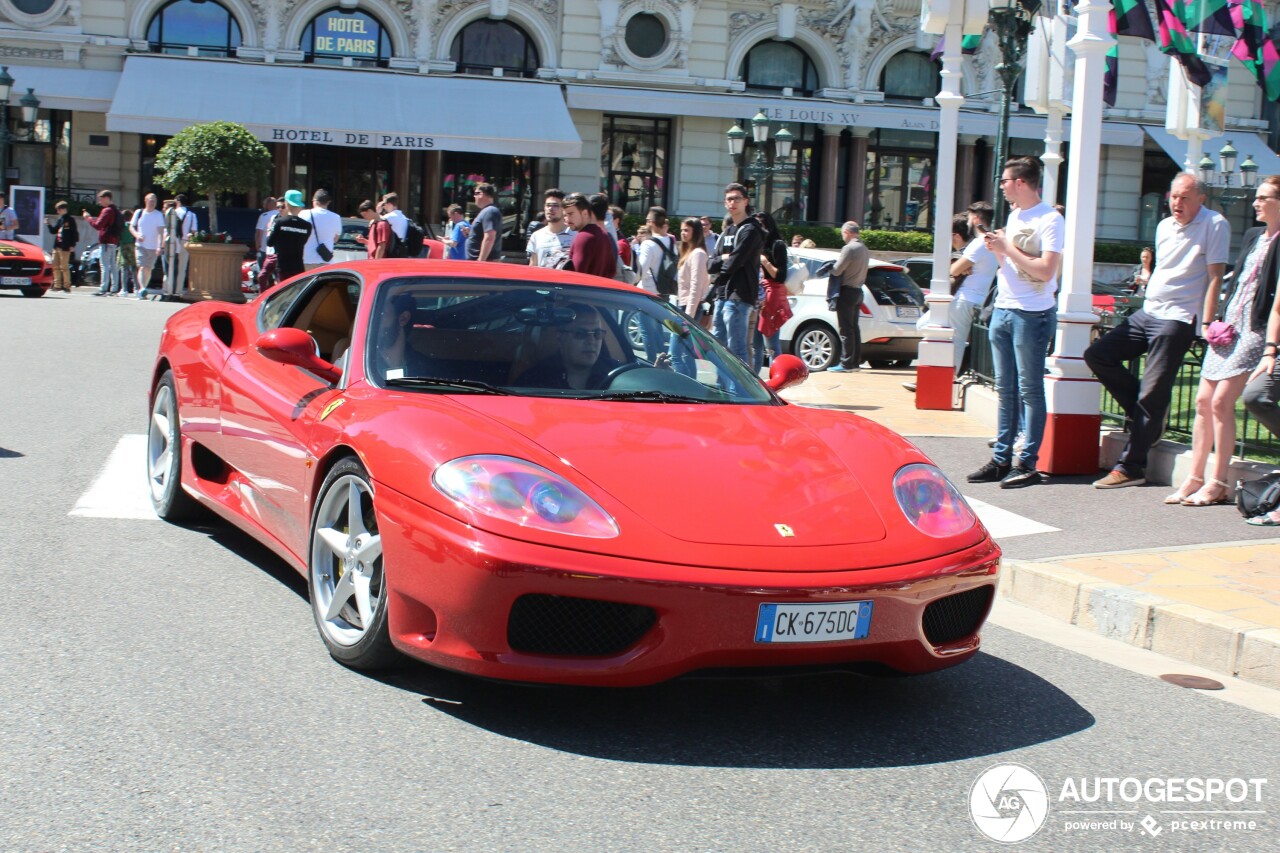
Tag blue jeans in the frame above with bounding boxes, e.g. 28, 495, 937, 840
713, 294, 751, 365
96, 244, 120, 294
989, 306, 1054, 469
638, 314, 664, 364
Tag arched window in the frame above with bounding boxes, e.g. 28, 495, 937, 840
740, 41, 819, 97
302, 8, 392, 68
880, 51, 941, 102
449, 19, 540, 78
146, 0, 242, 58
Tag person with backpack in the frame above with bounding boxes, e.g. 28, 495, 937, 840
754, 211, 792, 372
166, 194, 198, 293
85, 190, 123, 297
636, 206, 679, 364
46, 200, 79, 292
378, 192, 425, 257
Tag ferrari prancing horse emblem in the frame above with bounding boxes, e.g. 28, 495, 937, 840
774, 524, 795, 538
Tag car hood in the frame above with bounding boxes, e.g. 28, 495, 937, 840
453, 397, 890, 548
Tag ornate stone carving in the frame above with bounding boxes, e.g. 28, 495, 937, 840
729, 11, 768, 42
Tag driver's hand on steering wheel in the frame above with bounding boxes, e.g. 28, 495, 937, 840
653, 353, 674, 371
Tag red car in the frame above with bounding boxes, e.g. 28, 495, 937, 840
0, 238, 54, 297
147, 261, 1000, 686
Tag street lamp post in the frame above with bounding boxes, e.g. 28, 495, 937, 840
1197, 141, 1260, 216
987, 0, 1042, 224
726, 109, 795, 214
0, 67, 40, 197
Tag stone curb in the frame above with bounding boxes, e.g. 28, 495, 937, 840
1000, 559, 1280, 691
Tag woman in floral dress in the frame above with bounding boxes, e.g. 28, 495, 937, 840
1170, 175, 1280, 506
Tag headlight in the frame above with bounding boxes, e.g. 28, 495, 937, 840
43, 252, 54, 265
433, 455, 619, 538
892, 463, 976, 537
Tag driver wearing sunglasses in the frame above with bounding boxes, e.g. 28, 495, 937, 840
515, 304, 622, 390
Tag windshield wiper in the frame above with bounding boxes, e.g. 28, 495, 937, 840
593, 389, 711, 403
384, 376, 508, 395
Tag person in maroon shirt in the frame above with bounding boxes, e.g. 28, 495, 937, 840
563, 192, 618, 280
84, 189, 123, 296
356, 199, 393, 259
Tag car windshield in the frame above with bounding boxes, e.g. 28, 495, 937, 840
367, 278, 776, 404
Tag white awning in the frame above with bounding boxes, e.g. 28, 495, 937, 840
564, 85, 1144, 147
1144, 126, 1280, 177
107, 56, 582, 158
1, 64, 121, 112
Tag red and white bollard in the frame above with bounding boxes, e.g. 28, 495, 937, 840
915, 291, 955, 410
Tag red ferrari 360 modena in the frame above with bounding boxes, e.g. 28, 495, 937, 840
148, 260, 1000, 686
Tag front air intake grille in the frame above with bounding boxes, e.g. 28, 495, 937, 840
922, 586, 994, 646
0, 260, 42, 276
507, 594, 656, 657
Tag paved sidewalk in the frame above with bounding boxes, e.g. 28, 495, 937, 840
781, 367, 1280, 691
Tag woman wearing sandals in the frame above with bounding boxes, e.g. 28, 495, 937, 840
1166, 175, 1280, 507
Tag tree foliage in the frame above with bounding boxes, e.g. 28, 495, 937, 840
153, 121, 272, 234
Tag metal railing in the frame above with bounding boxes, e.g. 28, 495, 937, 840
965, 307, 1280, 462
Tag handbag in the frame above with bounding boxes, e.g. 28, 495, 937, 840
1204, 320, 1237, 347
310, 218, 333, 262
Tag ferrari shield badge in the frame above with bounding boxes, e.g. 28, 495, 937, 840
774, 523, 795, 538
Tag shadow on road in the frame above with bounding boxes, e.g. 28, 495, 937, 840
369, 652, 1094, 770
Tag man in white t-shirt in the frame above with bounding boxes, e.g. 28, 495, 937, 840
381, 192, 409, 245
949, 201, 998, 376
968, 157, 1065, 489
635, 206, 678, 362
526, 188, 575, 267
0, 193, 18, 240
131, 193, 167, 300
1085, 172, 1228, 489
253, 196, 276, 268
301, 189, 342, 270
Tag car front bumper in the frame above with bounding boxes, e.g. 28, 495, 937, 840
376, 485, 1001, 686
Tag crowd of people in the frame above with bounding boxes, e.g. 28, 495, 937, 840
955, 156, 1280, 526
44, 168, 1280, 523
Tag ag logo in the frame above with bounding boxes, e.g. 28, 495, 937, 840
969, 763, 1050, 843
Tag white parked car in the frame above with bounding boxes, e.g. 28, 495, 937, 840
778, 247, 927, 370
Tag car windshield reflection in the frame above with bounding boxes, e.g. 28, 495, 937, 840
368, 278, 775, 403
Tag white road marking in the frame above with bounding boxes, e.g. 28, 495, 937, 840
965, 496, 1059, 539
69, 434, 158, 520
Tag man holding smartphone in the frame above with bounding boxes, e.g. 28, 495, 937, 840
949, 201, 997, 376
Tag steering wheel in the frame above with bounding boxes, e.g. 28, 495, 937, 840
602, 361, 645, 387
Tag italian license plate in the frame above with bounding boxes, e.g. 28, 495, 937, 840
896, 306, 921, 319
1, 277, 31, 286
755, 601, 873, 644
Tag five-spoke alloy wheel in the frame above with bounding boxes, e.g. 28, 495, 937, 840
309, 458, 397, 670
147, 370, 198, 520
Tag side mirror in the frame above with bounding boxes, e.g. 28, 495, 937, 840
765, 354, 809, 392
256, 327, 343, 383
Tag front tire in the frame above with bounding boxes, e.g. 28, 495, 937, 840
147, 371, 199, 520
20, 286, 45, 298
309, 458, 398, 671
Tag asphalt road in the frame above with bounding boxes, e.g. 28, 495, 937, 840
1, 289, 1276, 851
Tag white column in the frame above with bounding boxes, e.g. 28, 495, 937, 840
1044, 0, 1112, 474
915, 19, 966, 409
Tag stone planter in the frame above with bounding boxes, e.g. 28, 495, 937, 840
186, 242, 248, 303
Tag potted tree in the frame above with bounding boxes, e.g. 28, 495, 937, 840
154, 121, 272, 302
